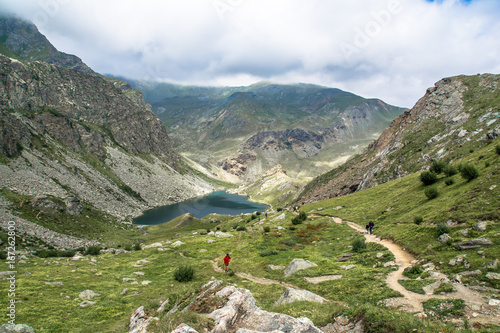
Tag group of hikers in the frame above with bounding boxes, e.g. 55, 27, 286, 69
366, 220, 374, 235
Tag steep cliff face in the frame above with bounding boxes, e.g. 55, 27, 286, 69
0, 55, 178, 162
296, 74, 500, 204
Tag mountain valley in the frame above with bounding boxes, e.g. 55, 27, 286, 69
0, 14, 499, 333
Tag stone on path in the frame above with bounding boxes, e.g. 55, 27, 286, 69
172, 324, 198, 333
284, 259, 317, 277
274, 288, 328, 306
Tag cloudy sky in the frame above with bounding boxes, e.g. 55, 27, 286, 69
1, 0, 499, 107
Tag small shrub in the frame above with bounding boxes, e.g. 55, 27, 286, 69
124, 244, 132, 251
228, 270, 235, 276
277, 208, 283, 212
420, 171, 438, 186
291, 216, 303, 225
443, 165, 457, 177
174, 265, 194, 282
256, 212, 261, 216
434, 282, 454, 294
289, 226, 296, 231
60, 250, 76, 257
85, 246, 101, 256
263, 226, 270, 233
444, 178, 454, 186
496, 144, 500, 155
460, 163, 479, 182
0, 251, 7, 260
424, 187, 439, 199
436, 222, 449, 237
251, 214, 257, 220
236, 226, 247, 231
351, 238, 366, 253
298, 211, 308, 221
133, 243, 142, 251
216, 227, 220, 231
283, 239, 297, 246
485, 161, 490, 167
259, 250, 278, 257
414, 216, 423, 225
403, 264, 423, 279
430, 160, 447, 174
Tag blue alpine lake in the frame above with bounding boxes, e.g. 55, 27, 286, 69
133, 191, 268, 225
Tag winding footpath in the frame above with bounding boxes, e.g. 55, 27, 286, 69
342, 218, 499, 325
202, 214, 498, 326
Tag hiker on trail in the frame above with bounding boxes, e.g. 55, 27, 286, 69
368, 220, 374, 235
223, 253, 231, 273
365, 224, 370, 234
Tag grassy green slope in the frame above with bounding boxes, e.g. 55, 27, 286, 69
304, 139, 500, 284
4, 140, 498, 332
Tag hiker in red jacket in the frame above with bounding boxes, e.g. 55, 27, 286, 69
223, 253, 231, 273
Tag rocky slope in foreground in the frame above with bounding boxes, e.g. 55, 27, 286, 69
297, 74, 500, 204
0, 17, 214, 247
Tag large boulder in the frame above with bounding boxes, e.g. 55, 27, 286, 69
455, 238, 493, 250
438, 233, 452, 245
284, 259, 317, 277
208, 286, 322, 333
274, 288, 328, 306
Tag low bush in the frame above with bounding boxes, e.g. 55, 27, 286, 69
60, 250, 76, 257
403, 264, 423, 279
133, 243, 142, 251
496, 144, 500, 155
260, 250, 278, 257
236, 226, 247, 231
0, 251, 7, 260
429, 160, 447, 174
291, 216, 303, 225
424, 187, 439, 199
298, 211, 308, 221
436, 222, 449, 237
460, 163, 479, 182
277, 208, 283, 212
420, 171, 438, 186
444, 178, 454, 186
263, 226, 270, 233
413, 216, 423, 225
351, 238, 366, 253
85, 246, 101, 256
443, 165, 458, 177
174, 265, 194, 282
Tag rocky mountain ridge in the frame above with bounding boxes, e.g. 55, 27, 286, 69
0, 16, 214, 247
296, 73, 500, 204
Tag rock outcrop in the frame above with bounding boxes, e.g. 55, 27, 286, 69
284, 259, 318, 277
208, 286, 323, 333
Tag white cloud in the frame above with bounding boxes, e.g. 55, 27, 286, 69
1, 0, 499, 107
